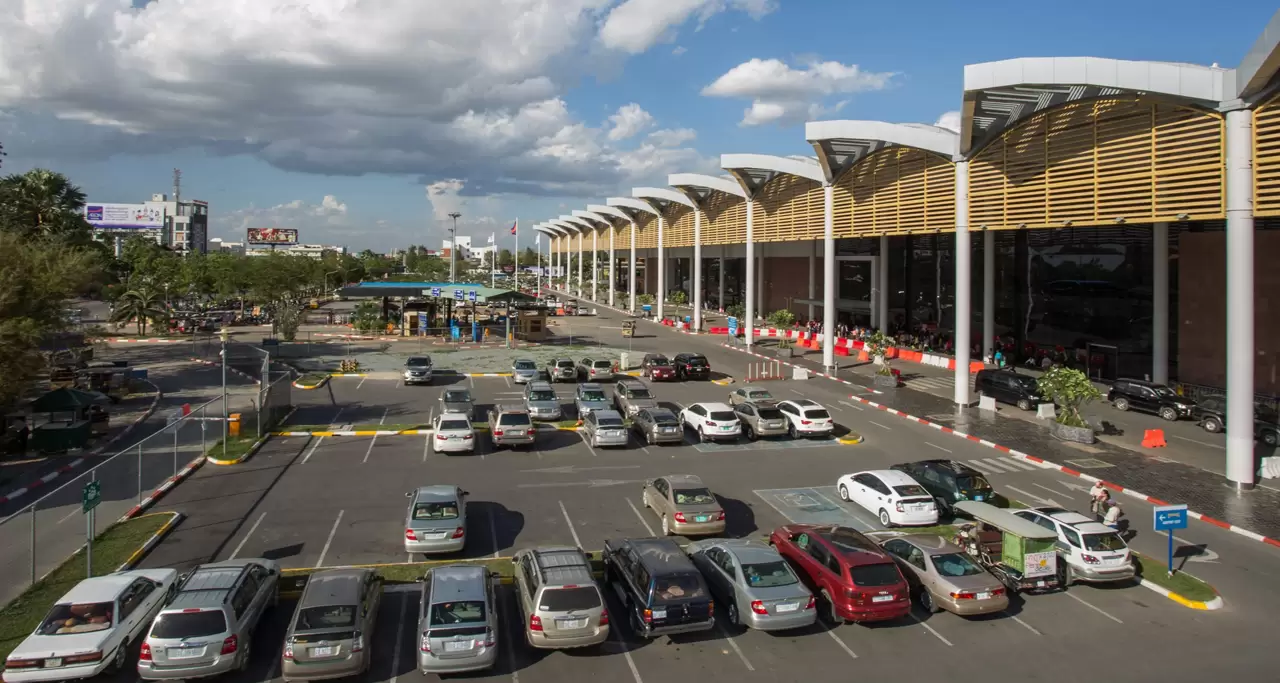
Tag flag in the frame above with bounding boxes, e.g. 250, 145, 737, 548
510, 219, 518, 235
535, 233, 540, 244
487, 233, 494, 244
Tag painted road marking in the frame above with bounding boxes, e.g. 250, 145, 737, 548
1169, 434, 1224, 450
356, 376, 367, 390
379, 407, 389, 425
559, 500, 583, 548
331, 406, 346, 425
229, 512, 267, 560
1004, 458, 1039, 471
1011, 615, 1042, 636
908, 612, 953, 646
838, 400, 865, 411
316, 510, 344, 567
578, 431, 598, 457
626, 497, 656, 536
388, 593, 411, 683
754, 487, 872, 531
868, 420, 892, 430
1064, 592, 1123, 624
717, 623, 754, 671
826, 630, 858, 659
610, 616, 645, 683
974, 458, 1019, 473
489, 509, 501, 559
926, 442, 952, 453
423, 434, 430, 462
301, 436, 326, 464
362, 436, 378, 463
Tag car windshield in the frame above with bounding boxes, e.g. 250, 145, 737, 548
413, 501, 459, 520
538, 587, 601, 612
956, 474, 991, 491
893, 485, 929, 497
687, 357, 709, 367
515, 361, 537, 370
673, 488, 715, 505
741, 561, 798, 587
407, 357, 431, 367
626, 388, 652, 399
556, 360, 575, 368
36, 602, 114, 635
598, 417, 625, 428
529, 390, 556, 401
443, 390, 471, 402
149, 610, 227, 638
757, 407, 784, 420
428, 600, 486, 627
294, 605, 355, 630
580, 390, 606, 401
709, 411, 737, 421
929, 552, 986, 577
803, 409, 831, 419
653, 413, 679, 426
1013, 375, 1038, 390
648, 356, 670, 365
748, 390, 773, 399
1083, 532, 1128, 552
849, 563, 902, 587
653, 574, 705, 601
498, 413, 531, 426
439, 419, 470, 431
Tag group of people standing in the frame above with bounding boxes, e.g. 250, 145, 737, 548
1090, 482, 1125, 529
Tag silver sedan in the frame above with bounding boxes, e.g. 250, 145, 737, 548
686, 538, 815, 631
582, 409, 628, 448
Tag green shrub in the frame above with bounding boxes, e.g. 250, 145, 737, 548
767, 309, 796, 328
1036, 365, 1101, 428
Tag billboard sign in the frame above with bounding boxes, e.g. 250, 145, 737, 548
247, 228, 299, 245
84, 202, 164, 230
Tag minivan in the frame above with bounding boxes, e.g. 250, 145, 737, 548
512, 547, 609, 649
416, 565, 497, 675
281, 569, 383, 682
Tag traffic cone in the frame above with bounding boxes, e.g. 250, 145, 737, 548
1142, 429, 1167, 448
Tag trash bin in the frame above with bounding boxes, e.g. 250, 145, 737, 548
229, 413, 242, 438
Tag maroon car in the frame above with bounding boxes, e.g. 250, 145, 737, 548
641, 353, 676, 381
769, 524, 911, 624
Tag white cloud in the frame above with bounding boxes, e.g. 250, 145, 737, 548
426, 180, 466, 221
672, 46, 687, 56
215, 194, 358, 245
702, 57, 896, 126
934, 110, 961, 133
599, 0, 776, 54
647, 128, 697, 147
607, 103, 654, 141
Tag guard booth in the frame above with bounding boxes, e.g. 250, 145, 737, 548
515, 307, 548, 342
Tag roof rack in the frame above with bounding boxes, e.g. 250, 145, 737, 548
533, 548, 594, 585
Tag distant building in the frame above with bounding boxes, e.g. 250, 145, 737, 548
209, 238, 245, 255
85, 194, 209, 254
245, 243, 347, 259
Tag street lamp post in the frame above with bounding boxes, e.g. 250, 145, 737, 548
448, 212, 462, 283
219, 327, 229, 459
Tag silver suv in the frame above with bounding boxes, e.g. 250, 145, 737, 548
577, 357, 614, 382
512, 547, 609, 649
548, 358, 577, 382
574, 383, 609, 416
523, 381, 563, 421
403, 356, 433, 385
613, 378, 657, 417
487, 405, 535, 449
139, 559, 280, 680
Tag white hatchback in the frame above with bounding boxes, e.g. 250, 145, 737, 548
775, 399, 834, 438
679, 402, 742, 442
432, 413, 476, 454
837, 470, 939, 527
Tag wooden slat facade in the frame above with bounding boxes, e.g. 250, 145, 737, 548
832, 146, 955, 237
969, 97, 1224, 229
1254, 93, 1280, 217
752, 173, 823, 242
702, 191, 745, 245
666, 205, 695, 247
635, 213, 657, 249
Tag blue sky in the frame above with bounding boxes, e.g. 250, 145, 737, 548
1, 0, 1274, 250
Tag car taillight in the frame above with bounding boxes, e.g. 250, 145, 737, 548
405, 529, 417, 540
673, 512, 687, 523
139, 643, 153, 662
991, 588, 1006, 597
63, 652, 103, 664
750, 600, 768, 615
895, 502, 904, 512
529, 614, 543, 631
708, 600, 714, 616
642, 609, 652, 623
801, 420, 812, 425
419, 633, 432, 652
804, 595, 816, 610
706, 421, 717, 427
463, 434, 473, 440
352, 633, 364, 653
1081, 554, 1100, 565
451, 526, 465, 539
716, 511, 725, 521
493, 430, 504, 436
599, 609, 610, 626
484, 629, 497, 647
283, 642, 294, 661
950, 591, 977, 600
220, 635, 238, 655
436, 434, 447, 440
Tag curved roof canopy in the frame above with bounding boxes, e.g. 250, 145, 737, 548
633, 187, 694, 215
557, 215, 594, 231
806, 120, 960, 183
667, 173, 746, 205
586, 204, 632, 222
606, 196, 660, 220
1238, 10, 1280, 100
721, 153, 826, 197
549, 220, 579, 234
961, 57, 1230, 155
572, 209, 614, 226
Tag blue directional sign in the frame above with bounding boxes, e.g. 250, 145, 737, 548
431, 287, 441, 297
1153, 503, 1189, 577
468, 290, 478, 302
454, 289, 464, 301
727, 315, 739, 338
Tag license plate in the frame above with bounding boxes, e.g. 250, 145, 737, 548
169, 647, 202, 658
872, 595, 893, 603
775, 602, 799, 613
972, 495, 985, 502
428, 532, 449, 539
720, 425, 734, 431
444, 641, 472, 652
557, 618, 587, 629
1036, 580, 1047, 587
651, 608, 666, 619
695, 515, 710, 522
310, 646, 335, 657
911, 505, 928, 511
44, 658, 62, 668
509, 430, 524, 436
975, 591, 991, 600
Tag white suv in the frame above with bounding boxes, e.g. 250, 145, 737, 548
1011, 507, 1135, 586
775, 399, 834, 438
679, 402, 741, 443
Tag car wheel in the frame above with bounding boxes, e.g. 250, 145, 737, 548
1113, 397, 1130, 411
727, 602, 740, 626
1057, 561, 1074, 587
1203, 417, 1223, 433
1159, 407, 1179, 422
1264, 430, 1280, 448
919, 589, 939, 614
745, 425, 756, 441
237, 639, 252, 673
878, 509, 893, 528
788, 424, 797, 439
821, 591, 840, 626
105, 640, 128, 674
838, 484, 850, 501
630, 607, 646, 637
661, 515, 671, 536
1017, 399, 1032, 411
698, 426, 707, 443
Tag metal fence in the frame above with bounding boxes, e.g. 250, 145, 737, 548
0, 397, 221, 608
258, 371, 293, 438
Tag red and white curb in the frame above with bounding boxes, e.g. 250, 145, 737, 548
189, 357, 262, 385
119, 455, 205, 521
116, 512, 184, 571
99, 338, 187, 344
0, 459, 85, 505
844, 392, 1280, 550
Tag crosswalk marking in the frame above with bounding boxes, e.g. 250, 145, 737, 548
974, 457, 1019, 473
959, 456, 1039, 474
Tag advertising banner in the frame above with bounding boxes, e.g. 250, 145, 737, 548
84, 202, 164, 230
247, 228, 299, 245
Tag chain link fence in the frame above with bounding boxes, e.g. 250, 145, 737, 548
258, 372, 293, 438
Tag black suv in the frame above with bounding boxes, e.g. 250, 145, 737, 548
974, 369, 1042, 411
890, 460, 994, 517
1107, 379, 1195, 422
671, 353, 710, 381
602, 537, 714, 639
1192, 396, 1280, 447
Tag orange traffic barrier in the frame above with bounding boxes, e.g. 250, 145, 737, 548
1142, 429, 1167, 448
858, 351, 870, 362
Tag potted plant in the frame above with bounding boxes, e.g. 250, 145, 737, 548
864, 330, 898, 388
1036, 365, 1101, 443
668, 290, 688, 306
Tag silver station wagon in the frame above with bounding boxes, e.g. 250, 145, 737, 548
282, 569, 383, 682
416, 565, 498, 675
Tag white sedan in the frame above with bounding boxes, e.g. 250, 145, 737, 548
837, 470, 939, 527
4, 568, 179, 682
680, 402, 742, 442
775, 399, 834, 438
432, 413, 476, 454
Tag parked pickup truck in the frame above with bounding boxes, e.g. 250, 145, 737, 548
602, 537, 715, 639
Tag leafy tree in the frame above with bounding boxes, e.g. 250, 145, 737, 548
111, 287, 166, 335
0, 169, 93, 240
863, 330, 896, 376
1036, 365, 1102, 428
767, 309, 795, 328
276, 306, 302, 341
351, 301, 384, 333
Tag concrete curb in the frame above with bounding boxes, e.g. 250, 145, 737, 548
119, 455, 205, 521
100, 338, 187, 344
293, 375, 331, 390
116, 512, 184, 571
206, 433, 271, 466
273, 425, 580, 437
189, 357, 263, 385
329, 373, 367, 377
836, 434, 865, 445
712, 377, 735, 385
1138, 578, 1224, 610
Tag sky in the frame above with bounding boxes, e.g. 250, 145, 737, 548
0, 0, 1275, 251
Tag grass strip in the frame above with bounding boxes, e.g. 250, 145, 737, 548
294, 372, 329, 388
205, 435, 261, 463
1131, 552, 1219, 602
0, 514, 172, 663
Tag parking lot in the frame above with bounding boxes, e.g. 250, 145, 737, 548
131, 350, 1278, 682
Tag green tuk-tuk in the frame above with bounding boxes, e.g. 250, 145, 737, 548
952, 500, 1060, 594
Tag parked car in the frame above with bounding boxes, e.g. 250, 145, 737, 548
438, 389, 474, 421
511, 359, 539, 384
890, 460, 995, 517
686, 539, 815, 631
679, 402, 741, 443
602, 538, 714, 639
879, 535, 1009, 616
578, 357, 614, 382
733, 402, 788, 440
139, 560, 279, 681
281, 569, 383, 682
403, 356, 433, 386
432, 414, 475, 454
973, 369, 1042, 411
728, 387, 774, 406
416, 565, 497, 675
613, 378, 658, 417
672, 353, 711, 380
523, 381, 563, 421
1012, 507, 1135, 586
632, 408, 683, 445
548, 358, 577, 382
4, 569, 178, 682
404, 485, 468, 556
776, 399, 834, 438
641, 474, 726, 536
1107, 378, 1195, 421
768, 524, 911, 624
837, 470, 939, 527
486, 405, 535, 449
511, 547, 609, 649
583, 409, 628, 448
1192, 396, 1280, 446
573, 383, 610, 417
640, 354, 676, 381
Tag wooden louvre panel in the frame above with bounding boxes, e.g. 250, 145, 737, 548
702, 191, 746, 245
1254, 93, 1280, 217
968, 98, 1224, 229
666, 205, 694, 247
753, 174, 822, 242
835, 146, 956, 238
635, 213, 657, 249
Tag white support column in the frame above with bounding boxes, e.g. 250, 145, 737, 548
1152, 222, 1169, 384
745, 199, 755, 346
718, 251, 726, 313
983, 230, 995, 361
608, 227, 616, 307
757, 247, 765, 319
807, 241, 816, 322
628, 221, 637, 313
657, 216, 666, 320
953, 161, 972, 406
693, 209, 703, 331
878, 235, 889, 331
592, 228, 599, 302
822, 184, 836, 370
1225, 109, 1255, 490
576, 231, 584, 298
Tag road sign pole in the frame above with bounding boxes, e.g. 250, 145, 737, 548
1167, 529, 1174, 578
86, 507, 92, 577
30, 505, 36, 584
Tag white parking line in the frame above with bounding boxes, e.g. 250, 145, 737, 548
926, 442, 952, 453
1010, 615, 1042, 636
422, 434, 430, 462
868, 420, 892, 430
1065, 591, 1123, 624
316, 510, 344, 567
470, 375, 476, 389
717, 623, 755, 671
1004, 458, 1039, 471
362, 436, 378, 463
388, 593, 411, 683
609, 621, 644, 683
301, 436, 326, 464
838, 400, 864, 411
810, 488, 877, 533
578, 431, 598, 457
356, 376, 367, 390
229, 512, 267, 560
558, 500, 583, 548
975, 458, 1018, 473
625, 497, 656, 535
505, 376, 512, 388
908, 613, 953, 646
379, 407, 389, 425
825, 630, 858, 659
1169, 434, 1224, 450
332, 406, 346, 425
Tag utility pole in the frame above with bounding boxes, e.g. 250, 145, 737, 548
172, 168, 182, 203
448, 212, 461, 283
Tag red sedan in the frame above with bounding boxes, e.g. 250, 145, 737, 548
769, 524, 911, 624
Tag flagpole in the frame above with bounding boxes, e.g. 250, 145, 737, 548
513, 218, 519, 291
490, 232, 496, 289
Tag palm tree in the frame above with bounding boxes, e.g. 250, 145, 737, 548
0, 169, 90, 237
111, 287, 166, 336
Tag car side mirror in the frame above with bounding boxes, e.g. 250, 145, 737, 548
405, 491, 413, 498
462, 490, 471, 497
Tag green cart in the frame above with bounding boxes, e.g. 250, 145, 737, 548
952, 500, 1061, 594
